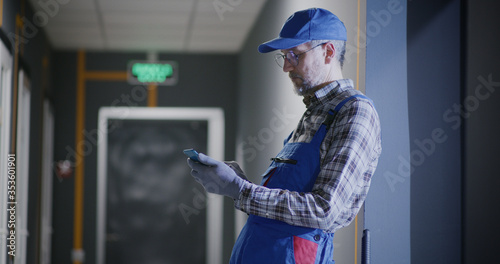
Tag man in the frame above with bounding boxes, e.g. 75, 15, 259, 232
187, 8, 381, 263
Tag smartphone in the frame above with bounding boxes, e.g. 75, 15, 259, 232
183, 148, 202, 163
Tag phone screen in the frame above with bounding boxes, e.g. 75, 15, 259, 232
183, 149, 201, 163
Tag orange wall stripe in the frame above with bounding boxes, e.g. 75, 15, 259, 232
73, 53, 155, 264
354, 214, 359, 263
20, 0, 25, 55
85, 71, 128, 81
10, 14, 21, 152
0, 0, 3, 27
148, 84, 158, 107
73, 50, 86, 264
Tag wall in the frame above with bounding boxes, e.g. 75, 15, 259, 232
406, 0, 500, 262
407, 0, 462, 262
3, 0, 499, 263
1, 0, 53, 263
237, 0, 367, 263
364, 0, 411, 263
50, 51, 239, 263
464, 0, 500, 263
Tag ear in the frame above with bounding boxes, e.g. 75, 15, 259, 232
324, 42, 336, 64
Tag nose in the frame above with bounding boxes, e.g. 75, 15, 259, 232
282, 59, 294, 73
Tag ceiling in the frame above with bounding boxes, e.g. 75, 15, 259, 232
28, 0, 268, 53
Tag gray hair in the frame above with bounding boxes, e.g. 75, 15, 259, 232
310, 39, 346, 68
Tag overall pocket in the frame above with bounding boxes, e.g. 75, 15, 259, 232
293, 236, 318, 264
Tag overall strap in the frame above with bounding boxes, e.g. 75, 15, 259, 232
283, 131, 294, 145
284, 94, 372, 145
311, 94, 370, 146
322, 94, 371, 129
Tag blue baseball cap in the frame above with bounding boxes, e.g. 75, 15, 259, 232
258, 8, 347, 53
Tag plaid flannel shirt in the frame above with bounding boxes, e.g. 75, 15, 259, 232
235, 79, 382, 233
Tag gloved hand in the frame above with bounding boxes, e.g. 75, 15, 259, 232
224, 161, 249, 181
187, 153, 249, 199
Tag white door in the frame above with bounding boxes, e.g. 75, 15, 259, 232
14, 69, 31, 264
0, 40, 13, 264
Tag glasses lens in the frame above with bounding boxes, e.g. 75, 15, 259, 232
286, 52, 298, 66
274, 52, 299, 68
275, 54, 285, 67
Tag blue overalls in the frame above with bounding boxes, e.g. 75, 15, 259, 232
230, 95, 368, 264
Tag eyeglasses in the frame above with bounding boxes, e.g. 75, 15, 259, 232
274, 42, 327, 68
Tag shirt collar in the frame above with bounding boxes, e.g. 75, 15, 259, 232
303, 79, 354, 108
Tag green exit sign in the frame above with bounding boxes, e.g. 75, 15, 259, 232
127, 61, 178, 86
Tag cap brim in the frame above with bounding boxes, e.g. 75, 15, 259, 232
258, 38, 310, 53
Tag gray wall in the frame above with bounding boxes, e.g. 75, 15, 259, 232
465, 0, 500, 263
364, 0, 411, 263
407, 0, 462, 263
237, 0, 368, 263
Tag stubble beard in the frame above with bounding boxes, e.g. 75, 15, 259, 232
292, 76, 317, 96
290, 64, 326, 96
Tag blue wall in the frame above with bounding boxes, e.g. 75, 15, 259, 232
365, 0, 411, 263
366, 0, 464, 262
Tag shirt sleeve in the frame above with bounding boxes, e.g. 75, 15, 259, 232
234, 99, 382, 232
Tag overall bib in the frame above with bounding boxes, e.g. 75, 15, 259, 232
231, 95, 368, 264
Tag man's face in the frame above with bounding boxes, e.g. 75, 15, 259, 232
281, 43, 326, 96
